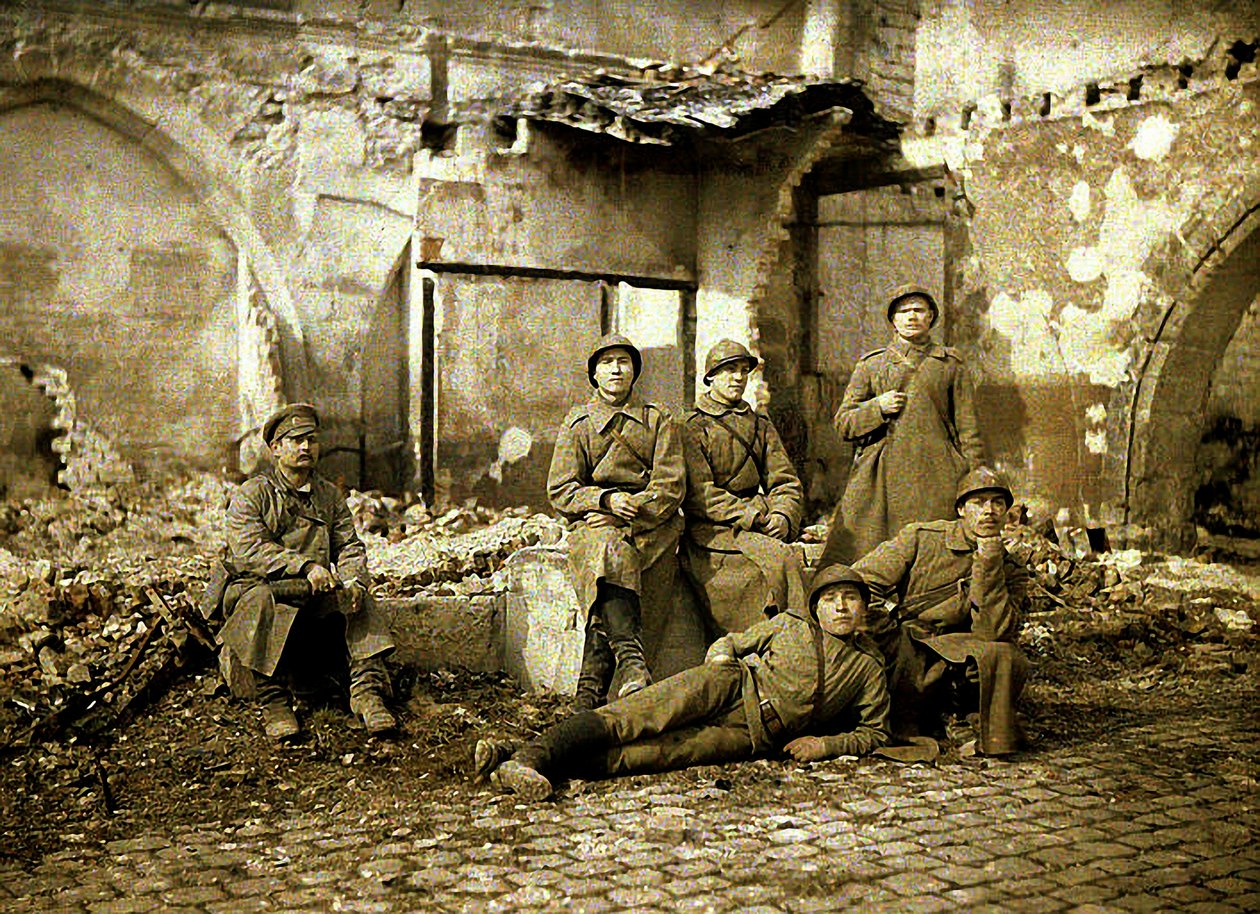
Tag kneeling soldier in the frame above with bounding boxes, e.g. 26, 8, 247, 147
475, 565, 890, 801
218, 404, 396, 740
681, 339, 807, 635
547, 334, 686, 711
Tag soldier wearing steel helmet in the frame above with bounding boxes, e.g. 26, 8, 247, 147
218, 403, 396, 741
680, 339, 807, 635
854, 466, 1030, 756
820, 285, 985, 568
474, 564, 889, 801
546, 333, 687, 712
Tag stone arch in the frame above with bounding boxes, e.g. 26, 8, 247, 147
1122, 180, 1260, 550
0, 77, 308, 395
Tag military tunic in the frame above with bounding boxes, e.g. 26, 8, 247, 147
854, 518, 1029, 755
821, 336, 984, 566
547, 393, 699, 673
680, 392, 807, 634
589, 609, 890, 776
219, 470, 394, 678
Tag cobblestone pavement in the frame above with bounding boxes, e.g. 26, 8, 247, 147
4, 672, 1256, 914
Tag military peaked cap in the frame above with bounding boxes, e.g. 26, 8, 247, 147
263, 403, 320, 445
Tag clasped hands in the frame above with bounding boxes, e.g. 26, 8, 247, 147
304, 563, 365, 615
587, 491, 653, 527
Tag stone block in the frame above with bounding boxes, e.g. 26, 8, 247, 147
383, 594, 503, 672
502, 546, 584, 696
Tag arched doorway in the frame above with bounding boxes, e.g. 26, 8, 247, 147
0, 100, 239, 470
1125, 212, 1260, 551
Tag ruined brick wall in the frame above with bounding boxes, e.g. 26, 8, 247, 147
942, 68, 1260, 543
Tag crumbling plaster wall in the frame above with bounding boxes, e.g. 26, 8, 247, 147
942, 77, 1260, 543
913, 0, 1260, 123
414, 123, 698, 505
0, 2, 434, 472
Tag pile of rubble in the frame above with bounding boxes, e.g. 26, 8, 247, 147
1004, 520, 1256, 672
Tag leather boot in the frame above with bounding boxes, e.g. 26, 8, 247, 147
600, 586, 651, 698
571, 618, 613, 713
349, 655, 396, 735
492, 711, 612, 800
254, 671, 299, 741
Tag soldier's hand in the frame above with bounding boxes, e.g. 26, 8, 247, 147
876, 391, 907, 416
784, 736, 828, 762
607, 492, 640, 522
306, 564, 338, 593
762, 514, 790, 541
705, 640, 736, 664
342, 579, 365, 616
585, 513, 616, 528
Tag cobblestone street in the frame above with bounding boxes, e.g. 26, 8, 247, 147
4, 668, 1255, 914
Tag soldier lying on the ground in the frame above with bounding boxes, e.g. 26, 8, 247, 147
680, 340, 808, 636
213, 403, 396, 741
853, 466, 1030, 756
473, 564, 890, 801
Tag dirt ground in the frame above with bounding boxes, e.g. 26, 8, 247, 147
1, 473, 1256, 868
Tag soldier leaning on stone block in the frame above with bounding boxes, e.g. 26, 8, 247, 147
546, 334, 687, 713
209, 403, 397, 741
679, 339, 808, 637
473, 564, 890, 801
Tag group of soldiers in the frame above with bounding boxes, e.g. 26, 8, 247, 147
208, 285, 1029, 803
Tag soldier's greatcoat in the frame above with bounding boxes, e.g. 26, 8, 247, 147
547, 392, 700, 673
591, 609, 890, 776
680, 392, 807, 634
854, 518, 1029, 755
822, 336, 984, 566
219, 470, 394, 678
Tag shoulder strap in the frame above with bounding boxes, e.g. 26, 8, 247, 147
707, 412, 765, 490
809, 621, 828, 726
604, 421, 653, 475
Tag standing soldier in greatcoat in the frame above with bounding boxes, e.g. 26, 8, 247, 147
820, 285, 985, 567
854, 466, 1029, 756
547, 334, 686, 712
217, 404, 396, 741
680, 340, 807, 635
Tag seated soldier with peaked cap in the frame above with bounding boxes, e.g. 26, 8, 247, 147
218, 403, 396, 740
680, 339, 807, 635
547, 333, 687, 712
474, 564, 890, 801
853, 466, 1030, 755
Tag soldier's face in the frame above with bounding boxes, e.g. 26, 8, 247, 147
891, 297, 935, 341
958, 491, 1009, 537
271, 431, 321, 473
593, 349, 636, 399
815, 584, 866, 637
709, 361, 750, 406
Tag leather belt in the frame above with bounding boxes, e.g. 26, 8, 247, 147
759, 699, 785, 740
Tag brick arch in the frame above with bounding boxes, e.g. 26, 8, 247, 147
0, 77, 308, 395
1120, 181, 1260, 550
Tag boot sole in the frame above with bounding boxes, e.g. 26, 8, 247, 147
472, 739, 515, 783
491, 761, 553, 801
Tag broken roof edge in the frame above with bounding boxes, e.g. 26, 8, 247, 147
497, 68, 901, 147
